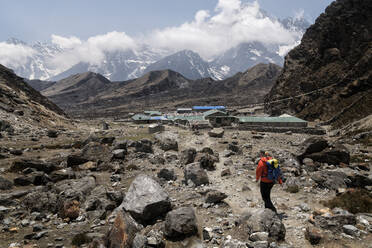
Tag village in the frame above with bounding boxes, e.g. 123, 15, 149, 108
128, 105, 325, 135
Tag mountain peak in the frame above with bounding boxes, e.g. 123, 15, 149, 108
6, 37, 27, 45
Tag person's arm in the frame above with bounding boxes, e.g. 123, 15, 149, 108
256, 160, 263, 182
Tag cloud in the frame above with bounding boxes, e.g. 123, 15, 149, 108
51, 35, 82, 49
49, 31, 137, 72
0, 42, 36, 68
147, 0, 301, 59
294, 9, 305, 21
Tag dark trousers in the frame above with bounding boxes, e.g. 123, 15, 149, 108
260, 181, 277, 213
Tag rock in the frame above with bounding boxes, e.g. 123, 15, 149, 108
239, 209, 285, 241
196, 153, 217, 171
133, 234, 147, 248
314, 210, 356, 230
184, 163, 209, 186
149, 155, 165, 165
50, 168, 76, 182
82, 142, 111, 162
121, 174, 171, 225
180, 148, 197, 165
284, 177, 300, 193
9, 159, 57, 173
101, 137, 115, 145
306, 143, 350, 165
164, 207, 198, 240
250, 232, 269, 242
343, 225, 360, 237
302, 158, 319, 172
200, 147, 214, 155
155, 133, 178, 151
252, 241, 269, 248
102, 121, 109, 130
113, 141, 128, 150
222, 238, 248, 248
47, 129, 58, 138
228, 144, 240, 154
78, 161, 97, 171
112, 149, 126, 159
221, 168, 231, 177
208, 128, 224, 138
67, 154, 89, 167
59, 200, 80, 220
203, 227, 213, 241
0, 120, 14, 133
158, 169, 177, 181
0, 176, 13, 190
105, 211, 143, 248
135, 139, 153, 153
148, 124, 165, 134
311, 170, 347, 190
304, 226, 322, 245
205, 190, 227, 204
10, 149, 23, 155
23, 190, 58, 213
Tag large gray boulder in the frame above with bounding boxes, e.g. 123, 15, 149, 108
184, 163, 209, 186
9, 159, 57, 173
134, 139, 153, 153
121, 174, 171, 225
0, 176, 13, 190
164, 207, 198, 240
155, 133, 178, 151
311, 170, 347, 190
208, 128, 224, 138
195, 153, 218, 171
239, 209, 286, 241
180, 148, 197, 165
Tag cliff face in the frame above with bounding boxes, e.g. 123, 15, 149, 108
265, 0, 372, 126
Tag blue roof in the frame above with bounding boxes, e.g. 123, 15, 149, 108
192, 106, 225, 110
150, 116, 167, 120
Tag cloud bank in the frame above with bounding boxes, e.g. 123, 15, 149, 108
0, 0, 303, 73
0, 42, 36, 68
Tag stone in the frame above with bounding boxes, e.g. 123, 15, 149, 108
47, 130, 58, 138
252, 241, 269, 248
121, 174, 171, 225
306, 143, 350, 165
311, 170, 347, 190
208, 128, 224, 138
0, 120, 14, 133
284, 177, 300, 193
112, 149, 126, 159
250, 232, 269, 242
9, 159, 57, 173
240, 209, 286, 241
164, 207, 198, 240
0, 176, 13, 190
196, 153, 217, 171
67, 155, 89, 167
221, 168, 231, 177
82, 142, 112, 162
184, 163, 209, 186
228, 144, 240, 154
343, 225, 360, 237
132, 234, 147, 248
105, 212, 143, 248
59, 200, 80, 220
203, 227, 213, 241
297, 137, 329, 161
304, 226, 322, 245
101, 137, 115, 145
205, 190, 227, 204
135, 139, 153, 153
155, 133, 178, 151
50, 168, 76, 182
148, 124, 165, 134
180, 148, 197, 165
158, 169, 177, 181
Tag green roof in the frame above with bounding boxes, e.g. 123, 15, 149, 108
238, 116, 307, 123
132, 114, 151, 121
144, 111, 162, 116
173, 115, 205, 121
203, 109, 227, 117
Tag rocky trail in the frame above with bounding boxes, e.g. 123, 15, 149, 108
0, 120, 371, 248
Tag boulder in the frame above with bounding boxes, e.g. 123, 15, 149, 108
311, 170, 347, 190
9, 159, 57, 173
105, 211, 143, 248
148, 124, 165, 134
121, 174, 171, 225
23, 190, 58, 213
135, 139, 153, 153
47, 129, 58, 138
342, 225, 360, 237
184, 163, 209, 186
164, 207, 198, 240
101, 137, 115, 145
205, 190, 227, 204
304, 226, 322, 245
0, 120, 14, 133
155, 133, 178, 151
180, 148, 197, 165
158, 169, 177, 181
297, 137, 329, 162
82, 142, 111, 162
59, 200, 80, 220
50, 168, 76, 182
284, 177, 300, 193
239, 209, 285, 241
0, 176, 13, 190
228, 144, 240, 154
221, 168, 232, 177
195, 153, 217, 171
54, 176, 96, 205
208, 128, 224, 138
112, 149, 126, 159
306, 143, 350, 165
313, 210, 356, 231
67, 154, 89, 167
249, 232, 269, 242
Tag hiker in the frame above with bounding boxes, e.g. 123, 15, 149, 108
256, 151, 282, 213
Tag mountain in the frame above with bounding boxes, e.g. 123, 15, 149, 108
0, 64, 67, 131
42, 72, 112, 110
144, 50, 212, 80
265, 0, 372, 127
38, 63, 281, 118
25, 79, 56, 91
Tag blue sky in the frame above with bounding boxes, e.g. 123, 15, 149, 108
1, 0, 334, 43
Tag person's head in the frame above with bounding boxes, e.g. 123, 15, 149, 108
260, 150, 270, 157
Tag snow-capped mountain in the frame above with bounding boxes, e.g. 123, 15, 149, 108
2, 17, 310, 82
144, 50, 212, 80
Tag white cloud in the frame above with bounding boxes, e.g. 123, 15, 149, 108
51, 35, 82, 49
147, 0, 301, 59
0, 42, 36, 68
49, 31, 137, 72
294, 9, 305, 21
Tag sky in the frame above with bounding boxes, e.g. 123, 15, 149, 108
0, 0, 334, 73
1, 0, 333, 43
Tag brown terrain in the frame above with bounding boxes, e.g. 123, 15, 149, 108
0, 0, 372, 248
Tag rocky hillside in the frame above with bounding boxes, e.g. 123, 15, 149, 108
265, 0, 372, 127
36, 63, 281, 118
0, 64, 68, 133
